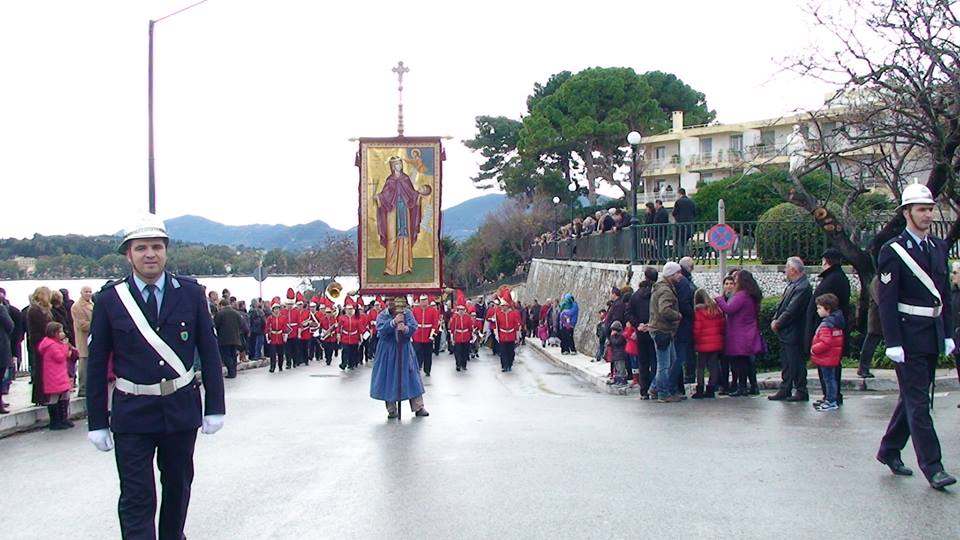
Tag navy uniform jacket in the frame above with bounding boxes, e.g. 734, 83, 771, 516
87, 272, 226, 433
877, 231, 953, 355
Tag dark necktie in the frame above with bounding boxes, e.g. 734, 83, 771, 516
145, 284, 159, 327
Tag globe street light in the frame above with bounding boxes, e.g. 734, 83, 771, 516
627, 131, 642, 263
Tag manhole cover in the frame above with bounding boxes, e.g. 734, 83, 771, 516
309, 374, 340, 378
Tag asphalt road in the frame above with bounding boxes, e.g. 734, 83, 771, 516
3, 346, 959, 539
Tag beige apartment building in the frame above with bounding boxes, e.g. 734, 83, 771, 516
638, 108, 899, 207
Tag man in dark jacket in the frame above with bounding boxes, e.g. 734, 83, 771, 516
0, 287, 25, 395
653, 200, 670, 261
770, 256, 813, 401
671, 188, 697, 256
603, 287, 627, 336
247, 299, 266, 360
676, 257, 697, 385
806, 248, 851, 405
214, 299, 244, 378
628, 267, 658, 395
0, 302, 13, 413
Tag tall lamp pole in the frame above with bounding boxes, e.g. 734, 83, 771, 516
567, 183, 577, 260
148, 0, 211, 214
627, 131, 642, 264
552, 196, 561, 257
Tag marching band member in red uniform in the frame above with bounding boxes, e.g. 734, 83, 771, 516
338, 297, 363, 370
448, 291, 475, 372
494, 288, 523, 372
318, 298, 339, 366
266, 297, 287, 373
411, 294, 441, 377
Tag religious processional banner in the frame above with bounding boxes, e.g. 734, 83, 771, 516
356, 137, 443, 295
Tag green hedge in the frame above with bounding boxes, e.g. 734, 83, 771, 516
755, 203, 825, 265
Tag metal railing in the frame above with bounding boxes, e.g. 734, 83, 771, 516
531, 220, 960, 265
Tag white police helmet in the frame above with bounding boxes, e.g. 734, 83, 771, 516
897, 183, 935, 211
118, 214, 169, 254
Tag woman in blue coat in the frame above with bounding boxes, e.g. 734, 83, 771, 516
370, 298, 429, 419
559, 293, 580, 354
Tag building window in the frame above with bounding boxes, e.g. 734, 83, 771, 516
655, 146, 666, 160
729, 135, 743, 160
760, 130, 776, 147
700, 138, 713, 160
701, 172, 714, 183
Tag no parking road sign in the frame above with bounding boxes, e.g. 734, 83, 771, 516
707, 224, 737, 251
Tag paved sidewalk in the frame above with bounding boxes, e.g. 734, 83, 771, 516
0, 357, 271, 438
528, 341, 960, 396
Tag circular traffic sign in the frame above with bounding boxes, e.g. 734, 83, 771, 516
707, 224, 737, 251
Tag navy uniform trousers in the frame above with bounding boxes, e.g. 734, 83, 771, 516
115, 427, 198, 540
878, 353, 944, 480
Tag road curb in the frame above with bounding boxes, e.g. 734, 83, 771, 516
528, 342, 641, 396
0, 357, 272, 439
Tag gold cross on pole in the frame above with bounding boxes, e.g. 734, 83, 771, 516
392, 61, 409, 137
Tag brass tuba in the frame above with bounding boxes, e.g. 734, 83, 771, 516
325, 280, 343, 302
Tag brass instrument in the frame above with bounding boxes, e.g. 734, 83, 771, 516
325, 280, 343, 302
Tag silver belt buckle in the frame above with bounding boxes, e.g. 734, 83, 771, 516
159, 379, 177, 396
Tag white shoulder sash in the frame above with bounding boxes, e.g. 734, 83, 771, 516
889, 242, 941, 303
115, 283, 189, 377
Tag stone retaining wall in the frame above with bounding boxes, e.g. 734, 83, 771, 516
517, 259, 862, 356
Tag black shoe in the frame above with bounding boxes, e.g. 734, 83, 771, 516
858, 371, 875, 378
691, 386, 705, 399
49, 421, 69, 431
748, 387, 760, 395
929, 471, 957, 490
640, 393, 650, 400
768, 391, 791, 401
269, 368, 275, 373
415, 408, 430, 417
877, 456, 913, 476
786, 392, 809, 402
717, 387, 730, 396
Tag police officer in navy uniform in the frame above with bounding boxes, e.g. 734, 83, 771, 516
86, 215, 226, 538
876, 184, 956, 490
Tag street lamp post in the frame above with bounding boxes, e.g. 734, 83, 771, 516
148, 0, 211, 214
567, 183, 577, 260
552, 196, 561, 257
627, 131, 642, 263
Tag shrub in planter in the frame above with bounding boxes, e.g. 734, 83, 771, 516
755, 203, 825, 265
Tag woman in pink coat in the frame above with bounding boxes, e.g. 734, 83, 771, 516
37, 321, 77, 430
715, 270, 764, 397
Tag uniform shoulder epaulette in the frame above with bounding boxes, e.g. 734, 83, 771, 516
99, 278, 125, 292
172, 274, 199, 284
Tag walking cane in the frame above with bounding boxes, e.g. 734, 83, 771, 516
396, 312, 403, 421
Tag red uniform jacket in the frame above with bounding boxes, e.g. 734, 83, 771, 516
267, 314, 287, 346
298, 310, 316, 340
319, 314, 338, 343
338, 314, 363, 345
283, 308, 300, 340
448, 313, 475, 344
693, 308, 726, 353
411, 306, 440, 343
367, 308, 380, 336
493, 308, 522, 343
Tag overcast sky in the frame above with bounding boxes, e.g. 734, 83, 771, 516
0, 0, 837, 239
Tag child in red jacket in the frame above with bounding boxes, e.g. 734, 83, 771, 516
810, 293, 844, 412
693, 289, 725, 398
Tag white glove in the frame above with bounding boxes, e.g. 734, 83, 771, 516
945, 339, 956, 356
201, 414, 225, 435
885, 346, 905, 364
88, 429, 114, 452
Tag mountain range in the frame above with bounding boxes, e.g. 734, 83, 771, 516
165, 193, 510, 250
